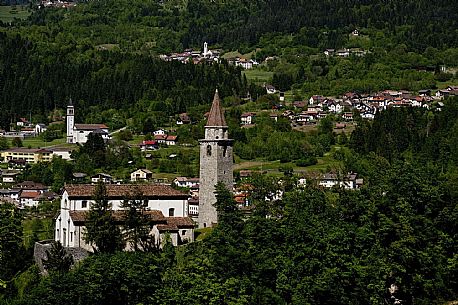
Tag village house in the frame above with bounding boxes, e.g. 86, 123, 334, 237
176, 113, 191, 125
34, 123, 47, 134
319, 173, 363, 190
8, 159, 27, 170
55, 184, 194, 249
2, 171, 20, 183
241, 112, 256, 125
16, 118, 32, 127
187, 197, 199, 220
336, 49, 350, 57
324, 49, 335, 57
91, 173, 113, 184
269, 113, 279, 122
265, 85, 276, 94
342, 112, 353, 121
165, 135, 177, 146
1, 148, 53, 164
293, 101, 307, 109
309, 95, 326, 105
173, 177, 199, 189
19, 191, 41, 208
130, 169, 153, 182
153, 129, 166, 136
50, 147, 74, 161
139, 140, 159, 151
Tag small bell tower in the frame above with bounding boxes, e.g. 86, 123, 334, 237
66, 99, 75, 143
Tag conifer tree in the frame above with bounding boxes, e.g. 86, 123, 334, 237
42, 241, 73, 273
84, 182, 124, 253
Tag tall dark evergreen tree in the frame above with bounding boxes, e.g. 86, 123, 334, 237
84, 182, 124, 253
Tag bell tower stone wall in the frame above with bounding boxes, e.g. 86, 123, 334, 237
198, 90, 233, 228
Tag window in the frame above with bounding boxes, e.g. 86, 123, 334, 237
70, 232, 73, 242
64, 199, 67, 208
223, 146, 227, 157
82, 200, 87, 208
169, 208, 175, 217
206, 145, 212, 156
182, 230, 186, 236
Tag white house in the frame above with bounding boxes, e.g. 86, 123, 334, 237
130, 169, 153, 182
241, 112, 256, 125
34, 124, 47, 134
266, 85, 276, 94
19, 190, 41, 208
153, 129, 167, 136
165, 135, 177, 146
173, 177, 199, 188
2, 172, 20, 183
54, 184, 194, 250
91, 173, 113, 184
319, 173, 363, 190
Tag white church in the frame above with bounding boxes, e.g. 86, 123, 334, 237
55, 184, 195, 249
66, 100, 110, 144
55, 90, 233, 251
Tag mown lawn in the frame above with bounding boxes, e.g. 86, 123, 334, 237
243, 69, 274, 84
17, 137, 67, 149
0, 5, 31, 23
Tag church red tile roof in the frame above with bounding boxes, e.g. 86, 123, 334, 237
157, 217, 195, 231
74, 124, 108, 130
64, 184, 188, 199
206, 89, 227, 127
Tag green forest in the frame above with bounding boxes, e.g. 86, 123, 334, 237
1, 99, 458, 304
0, 0, 458, 304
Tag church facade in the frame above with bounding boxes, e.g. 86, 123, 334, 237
55, 184, 194, 249
198, 90, 234, 228
66, 101, 110, 144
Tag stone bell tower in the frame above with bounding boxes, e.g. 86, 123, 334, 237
198, 89, 233, 228
66, 99, 75, 144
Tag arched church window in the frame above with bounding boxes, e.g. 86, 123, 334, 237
223, 146, 227, 157
207, 145, 212, 156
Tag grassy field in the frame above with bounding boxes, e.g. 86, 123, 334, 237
234, 145, 343, 175
437, 78, 458, 89
23, 217, 54, 247
194, 227, 213, 241
243, 69, 274, 84
12, 137, 67, 149
0, 5, 31, 23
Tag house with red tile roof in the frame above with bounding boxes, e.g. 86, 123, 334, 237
55, 184, 194, 250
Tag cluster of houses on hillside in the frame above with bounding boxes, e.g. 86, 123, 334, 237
159, 42, 221, 64
38, 0, 76, 8
159, 42, 259, 69
241, 87, 458, 126
0, 181, 58, 209
1, 118, 51, 139
324, 48, 368, 57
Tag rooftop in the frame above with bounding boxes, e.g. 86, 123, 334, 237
64, 184, 188, 199
206, 89, 227, 127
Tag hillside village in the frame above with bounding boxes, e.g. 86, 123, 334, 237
0, 89, 369, 251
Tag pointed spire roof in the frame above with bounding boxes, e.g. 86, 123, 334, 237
206, 89, 227, 127
68, 97, 73, 107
